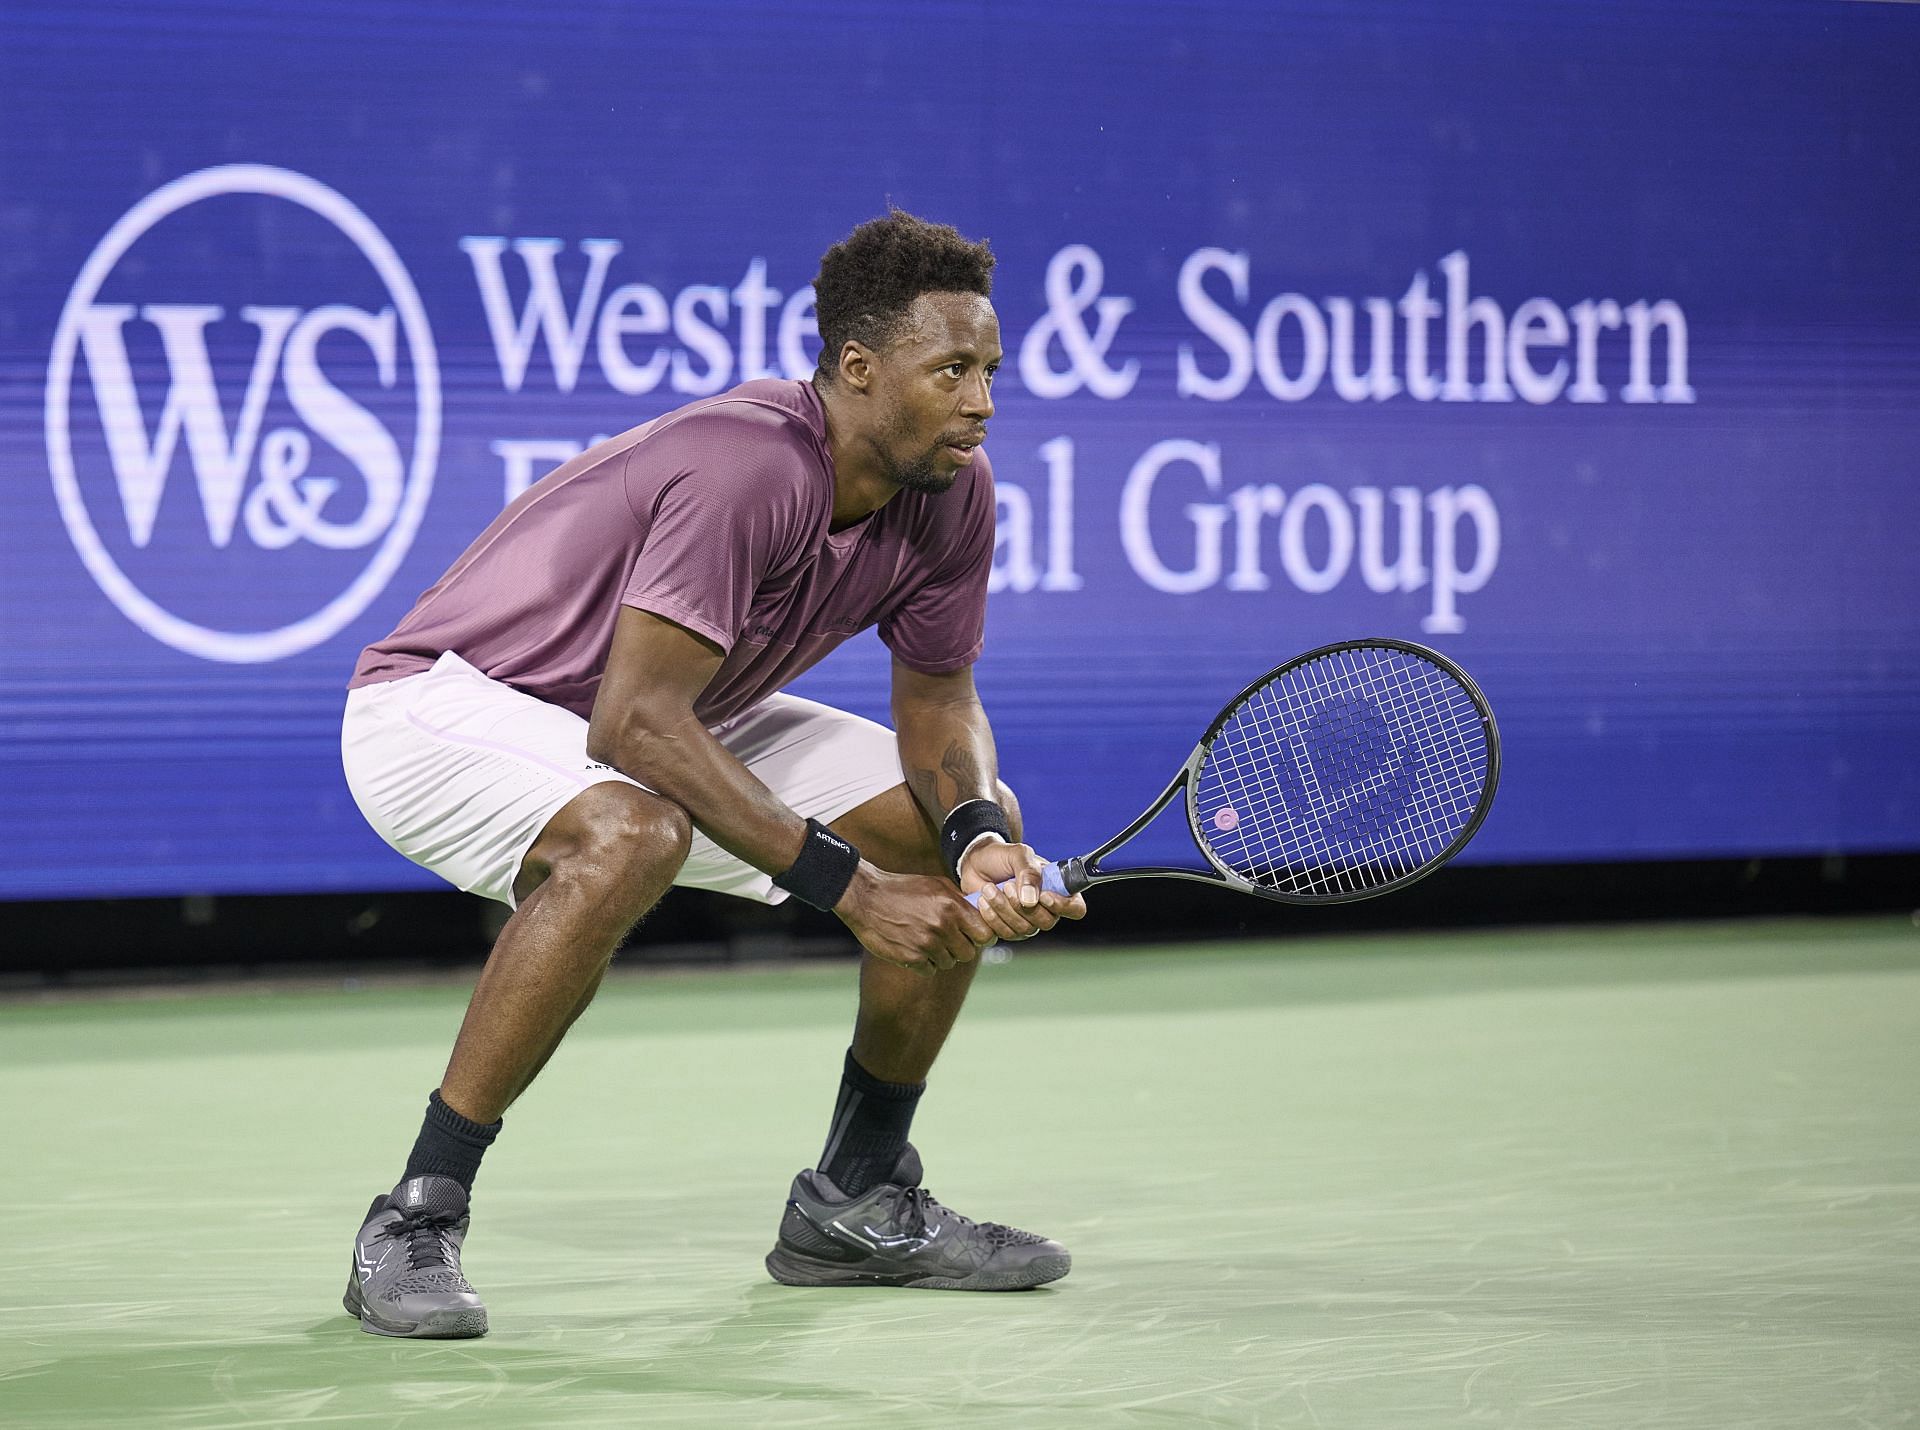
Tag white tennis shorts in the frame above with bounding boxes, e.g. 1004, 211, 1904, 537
341, 651, 906, 908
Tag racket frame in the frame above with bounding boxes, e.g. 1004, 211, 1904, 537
1060, 638, 1501, 906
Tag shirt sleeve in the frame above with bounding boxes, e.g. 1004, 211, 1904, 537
619, 412, 810, 652
879, 453, 996, 674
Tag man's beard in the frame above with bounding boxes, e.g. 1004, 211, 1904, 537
875, 408, 961, 495
886, 444, 959, 495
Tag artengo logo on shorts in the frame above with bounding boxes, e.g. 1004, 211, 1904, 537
45, 165, 439, 663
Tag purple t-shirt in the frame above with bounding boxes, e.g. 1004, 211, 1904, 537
349, 379, 993, 725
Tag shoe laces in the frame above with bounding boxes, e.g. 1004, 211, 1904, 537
380, 1209, 461, 1270
894, 1184, 970, 1238
893, 1183, 1037, 1247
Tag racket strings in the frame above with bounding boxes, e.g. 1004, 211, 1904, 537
1193, 646, 1491, 897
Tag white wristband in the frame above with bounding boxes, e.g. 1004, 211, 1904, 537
958, 831, 1007, 873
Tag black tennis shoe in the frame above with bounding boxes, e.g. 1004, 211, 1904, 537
766, 1144, 1070, 1291
342, 1175, 489, 1338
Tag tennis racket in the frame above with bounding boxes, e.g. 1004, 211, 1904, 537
971, 638, 1500, 907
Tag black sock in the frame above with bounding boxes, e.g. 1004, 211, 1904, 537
818, 1049, 924, 1197
401, 1090, 501, 1194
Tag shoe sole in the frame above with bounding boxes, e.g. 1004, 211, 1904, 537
764, 1247, 1070, 1291
343, 1273, 490, 1339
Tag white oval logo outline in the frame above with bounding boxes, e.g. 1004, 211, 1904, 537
45, 164, 440, 664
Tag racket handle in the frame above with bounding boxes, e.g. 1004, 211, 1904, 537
965, 860, 1071, 908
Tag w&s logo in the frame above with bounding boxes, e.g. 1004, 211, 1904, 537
45, 165, 439, 662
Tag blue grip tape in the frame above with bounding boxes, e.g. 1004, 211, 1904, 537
965, 860, 1069, 908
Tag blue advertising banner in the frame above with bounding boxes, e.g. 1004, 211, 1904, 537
3, 1, 1916, 899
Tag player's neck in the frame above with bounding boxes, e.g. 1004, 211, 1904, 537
815, 378, 902, 530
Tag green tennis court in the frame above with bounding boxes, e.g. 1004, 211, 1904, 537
5, 917, 1916, 1427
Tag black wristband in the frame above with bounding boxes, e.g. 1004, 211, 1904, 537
941, 799, 1012, 880
772, 819, 862, 911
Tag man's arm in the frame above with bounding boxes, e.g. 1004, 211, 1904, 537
588, 607, 990, 972
890, 658, 1087, 941
891, 659, 1000, 828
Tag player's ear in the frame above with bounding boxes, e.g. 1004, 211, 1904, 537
837, 340, 875, 393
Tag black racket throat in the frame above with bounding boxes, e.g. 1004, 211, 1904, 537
1064, 766, 1224, 895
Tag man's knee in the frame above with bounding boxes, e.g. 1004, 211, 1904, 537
519, 783, 691, 906
582, 785, 693, 868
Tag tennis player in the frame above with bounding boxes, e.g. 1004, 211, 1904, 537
337, 210, 1086, 1338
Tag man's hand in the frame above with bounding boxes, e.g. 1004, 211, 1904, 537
834, 864, 995, 976
959, 838, 1089, 943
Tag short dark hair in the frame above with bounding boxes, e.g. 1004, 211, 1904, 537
812, 208, 995, 381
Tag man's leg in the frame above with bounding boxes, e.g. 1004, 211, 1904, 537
797, 782, 998, 1200
828, 780, 1019, 1083
437, 782, 690, 1122
346, 781, 689, 1339
766, 779, 1069, 1290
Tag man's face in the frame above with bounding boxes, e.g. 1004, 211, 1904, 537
863, 292, 1002, 494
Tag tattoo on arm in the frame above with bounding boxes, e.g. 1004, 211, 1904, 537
907, 738, 992, 819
